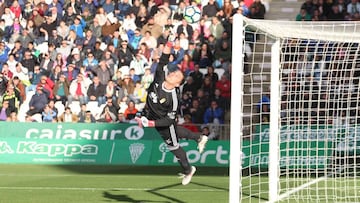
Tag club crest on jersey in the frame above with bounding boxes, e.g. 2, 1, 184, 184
150, 92, 158, 103
160, 98, 166, 103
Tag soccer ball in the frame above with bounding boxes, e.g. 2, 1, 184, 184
183, 6, 201, 24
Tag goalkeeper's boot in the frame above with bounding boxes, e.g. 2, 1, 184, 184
197, 135, 208, 154
182, 166, 196, 185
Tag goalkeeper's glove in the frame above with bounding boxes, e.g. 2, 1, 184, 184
135, 116, 155, 127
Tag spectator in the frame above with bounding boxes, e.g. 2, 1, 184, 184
182, 76, 198, 98
124, 100, 138, 120
117, 112, 129, 123
98, 105, 117, 123
177, 19, 194, 41
68, 73, 91, 105
39, 52, 55, 73
49, 65, 62, 83
0, 42, 11, 69
141, 67, 154, 90
215, 75, 231, 109
103, 0, 115, 14
37, 75, 55, 100
117, 74, 135, 103
87, 76, 106, 106
92, 61, 114, 85
118, 40, 134, 67
12, 76, 26, 104
189, 99, 205, 124
201, 125, 218, 140
180, 92, 193, 116
129, 53, 147, 80
49, 30, 64, 48
83, 52, 99, 73
131, 81, 147, 104
181, 114, 200, 133
139, 30, 158, 50
93, 41, 104, 62
6, 111, 19, 122
141, 16, 162, 39
78, 103, 88, 121
203, 100, 225, 125
209, 16, 225, 40
53, 74, 70, 106
0, 100, 12, 121
79, 110, 96, 123
180, 53, 195, 76
0, 74, 8, 97
213, 40, 231, 69
42, 104, 57, 122
58, 106, 79, 123
10, 41, 25, 63
82, 30, 96, 52
192, 43, 214, 68
27, 86, 48, 116
57, 21, 70, 39
2, 63, 13, 81
202, 0, 221, 19
129, 28, 143, 50
248, 0, 266, 19
115, 0, 132, 21
102, 97, 120, 119
201, 75, 216, 98
48, 100, 59, 118
64, 63, 79, 83
296, 7, 312, 21
327, 4, 345, 20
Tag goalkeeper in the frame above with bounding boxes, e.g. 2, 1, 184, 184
135, 41, 208, 185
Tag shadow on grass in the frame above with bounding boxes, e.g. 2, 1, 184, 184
103, 191, 169, 203
103, 181, 229, 203
56, 165, 229, 176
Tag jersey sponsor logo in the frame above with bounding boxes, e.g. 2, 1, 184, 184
160, 98, 166, 103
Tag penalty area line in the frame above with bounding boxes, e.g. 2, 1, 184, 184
0, 186, 223, 192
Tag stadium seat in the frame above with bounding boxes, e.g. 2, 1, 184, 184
68, 101, 81, 115
54, 101, 65, 117
31, 113, 43, 123
86, 101, 99, 115
18, 102, 29, 122
94, 104, 106, 120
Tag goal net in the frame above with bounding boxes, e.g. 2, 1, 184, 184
237, 17, 360, 203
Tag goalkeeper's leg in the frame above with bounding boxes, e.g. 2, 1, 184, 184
177, 126, 208, 153
177, 125, 201, 140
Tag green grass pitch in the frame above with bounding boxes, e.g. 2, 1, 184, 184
3, 165, 358, 202
0, 165, 232, 203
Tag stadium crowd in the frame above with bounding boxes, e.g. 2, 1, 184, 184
0, 0, 266, 139
296, 0, 360, 21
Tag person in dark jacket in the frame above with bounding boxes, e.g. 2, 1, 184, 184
27, 86, 48, 116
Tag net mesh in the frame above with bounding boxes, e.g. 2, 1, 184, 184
240, 17, 360, 202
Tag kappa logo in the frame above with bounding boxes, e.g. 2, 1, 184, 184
129, 143, 145, 164
124, 126, 144, 140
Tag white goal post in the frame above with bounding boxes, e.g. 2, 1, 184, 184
231, 15, 360, 202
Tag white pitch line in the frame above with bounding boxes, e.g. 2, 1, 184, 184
0, 186, 223, 192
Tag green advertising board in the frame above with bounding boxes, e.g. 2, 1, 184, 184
1, 122, 354, 169
0, 122, 231, 166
